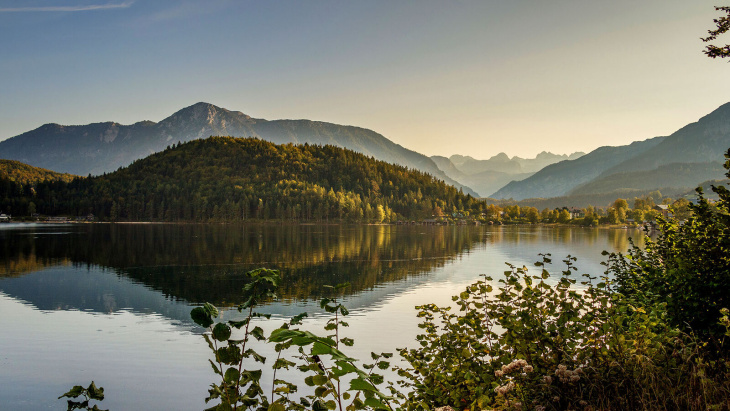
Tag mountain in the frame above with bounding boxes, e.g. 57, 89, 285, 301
568, 161, 724, 196
515, 151, 586, 173
444, 151, 584, 176
451, 153, 522, 174
0, 102, 477, 196
432, 151, 584, 197
490, 137, 666, 200
455, 169, 534, 199
431, 156, 467, 181
2, 137, 487, 221
491, 103, 730, 201
604, 102, 730, 175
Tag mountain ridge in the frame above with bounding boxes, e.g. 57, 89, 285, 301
489, 101, 730, 200
0, 102, 477, 196
432, 151, 585, 197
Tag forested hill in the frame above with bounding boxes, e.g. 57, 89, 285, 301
0, 160, 76, 185
0, 102, 477, 196
4, 137, 486, 221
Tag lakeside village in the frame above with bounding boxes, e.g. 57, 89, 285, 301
0, 194, 688, 228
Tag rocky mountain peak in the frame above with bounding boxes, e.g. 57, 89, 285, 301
489, 152, 511, 161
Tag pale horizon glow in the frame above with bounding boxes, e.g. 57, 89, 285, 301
0, 1, 728, 160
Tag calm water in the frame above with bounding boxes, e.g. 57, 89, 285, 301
0, 223, 644, 410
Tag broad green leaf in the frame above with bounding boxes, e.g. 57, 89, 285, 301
312, 374, 328, 386
203, 302, 219, 318
250, 326, 266, 341
212, 323, 231, 342
349, 377, 377, 392
224, 367, 239, 384
191, 307, 214, 328
58, 385, 84, 399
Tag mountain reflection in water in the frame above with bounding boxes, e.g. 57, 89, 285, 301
0, 223, 644, 312
0, 223, 644, 410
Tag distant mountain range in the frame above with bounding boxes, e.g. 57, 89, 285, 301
431, 151, 585, 197
491, 102, 730, 201
3, 101, 729, 204
0, 102, 478, 196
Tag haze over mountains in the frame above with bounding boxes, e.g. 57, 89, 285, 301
491, 102, 730, 201
0, 102, 478, 196
431, 152, 585, 197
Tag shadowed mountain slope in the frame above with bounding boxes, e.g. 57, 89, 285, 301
491, 102, 730, 200
490, 137, 665, 200
0, 102, 476, 195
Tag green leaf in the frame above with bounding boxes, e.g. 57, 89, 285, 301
203, 302, 219, 318
58, 385, 84, 399
312, 399, 328, 411
244, 348, 266, 363
312, 374, 328, 386
191, 306, 214, 328
268, 403, 286, 411
228, 319, 249, 329
315, 385, 328, 397
224, 367, 240, 384
251, 326, 266, 341
349, 377, 377, 392
311, 341, 334, 356
212, 323, 231, 342
363, 396, 387, 409
208, 359, 221, 375
86, 382, 104, 401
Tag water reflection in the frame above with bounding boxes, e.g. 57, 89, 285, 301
0, 223, 646, 410
0, 224, 646, 310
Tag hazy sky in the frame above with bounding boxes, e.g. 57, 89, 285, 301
1, 0, 728, 159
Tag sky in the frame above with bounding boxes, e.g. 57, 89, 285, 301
0, 0, 729, 159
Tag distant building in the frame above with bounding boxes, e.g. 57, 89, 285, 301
567, 207, 585, 219
653, 204, 671, 218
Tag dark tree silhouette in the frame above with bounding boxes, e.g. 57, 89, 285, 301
702, 6, 730, 58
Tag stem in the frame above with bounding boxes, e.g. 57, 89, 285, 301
315, 357, 343, 411
333, 298, 343, 411
234, 304, 255, 411
271, 349, 282, 404
211, 327, 229, 407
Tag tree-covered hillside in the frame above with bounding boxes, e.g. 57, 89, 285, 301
0, 159, 76, 185
3, 137, 486, 221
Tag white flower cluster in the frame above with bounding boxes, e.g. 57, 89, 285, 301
494, 359, 533, 378
554, 364, 583, 383
493, 381, 515, 395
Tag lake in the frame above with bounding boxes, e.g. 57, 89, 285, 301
0, 223, 644, 410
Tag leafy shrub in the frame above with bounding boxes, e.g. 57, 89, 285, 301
608, 149, 730, 347
190, 269, 395, 411
396, 255, 709, 410
58, 381, 106, 411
